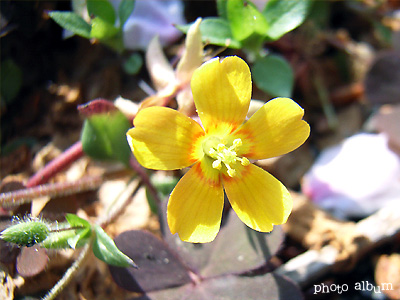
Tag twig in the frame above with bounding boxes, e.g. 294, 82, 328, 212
41, 243, 91, 300
96, 177, 140, 228
0, 176, 103, 209
276, 202, 400, 287
26, 141, 84, 187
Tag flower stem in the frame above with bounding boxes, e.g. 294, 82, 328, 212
0, 176, 102, 209
26, 141, 84, 187
129, 157, 161, 207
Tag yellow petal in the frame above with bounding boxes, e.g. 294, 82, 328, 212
223, 163, 292, 232
167, 158, 224, 243
234, 97, 310, 160
191, 56, 252, 131
127, 107, 204, 170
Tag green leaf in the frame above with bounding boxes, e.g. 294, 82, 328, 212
123, 52, 143, 75
87, 0, 116, 25
252, 54, 294, 97
177, 18, 241, 49
66, 213, 91, 228
1, 219, 49, 247
68, 227, 92, 249
65, 214, 92, 249
216, 0, 228, 19
80, 108, 132, 166
263, 0, 311, 40
93, 225, 137, 268
227, 0, 269, 42
119, 0, 135, 28
90, 17, 119, 40
200, 18, 241, 48
48, 11, 91, 39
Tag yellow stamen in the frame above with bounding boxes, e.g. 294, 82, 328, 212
202, 137, 249, 177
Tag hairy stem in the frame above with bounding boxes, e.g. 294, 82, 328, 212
41, 242, 91, 300
129, 156, 161, 207
0, 176, 102, 209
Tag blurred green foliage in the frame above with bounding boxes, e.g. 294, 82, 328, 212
48, 0, 142, 74
179, 0, 311, 97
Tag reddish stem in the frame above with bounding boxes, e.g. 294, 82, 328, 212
1, 176, 102, 209
129, 157, 161, 206
26, 141, 84, 187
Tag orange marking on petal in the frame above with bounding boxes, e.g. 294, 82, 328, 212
188, 130, 205, 163
232, 128, 256, 157
193, 160, 221, 188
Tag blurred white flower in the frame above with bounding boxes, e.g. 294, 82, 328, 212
302, 133, 400, 219
115, 0, 185, 50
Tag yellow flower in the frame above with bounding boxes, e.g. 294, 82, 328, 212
127, 56, 310, 243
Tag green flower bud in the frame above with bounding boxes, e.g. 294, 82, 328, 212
1, 218, 50, 247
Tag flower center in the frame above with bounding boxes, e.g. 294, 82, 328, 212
202, 136, 250, 177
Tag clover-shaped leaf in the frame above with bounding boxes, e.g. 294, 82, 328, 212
252, 54, 294, 97
163, 208, 284, 277
79, 99, 132, 166
263, 0, 311, 40
227, 0, 269, 43
109, 227, 300, 300
109, 230, 192, 292
177, 18, 241, 49
134, 273, 302, 300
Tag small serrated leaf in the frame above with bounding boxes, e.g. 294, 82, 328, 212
93, 225, 137, 268
48, 11, 92, 39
